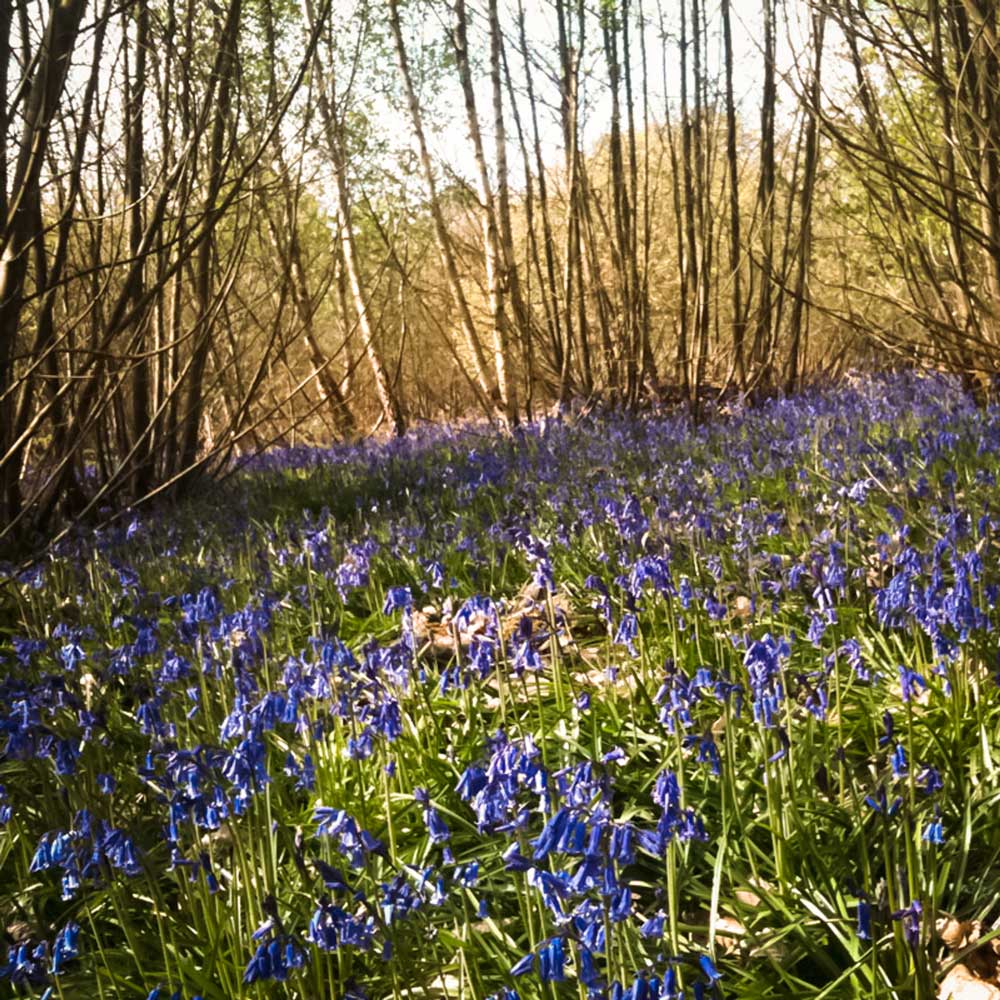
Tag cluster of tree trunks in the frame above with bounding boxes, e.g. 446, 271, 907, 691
2, 0, 998, 553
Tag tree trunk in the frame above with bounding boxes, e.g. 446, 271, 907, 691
387, 0, 503, 421
127, 0, 153, 496
0, 0, 87, 524
453, 0, 518, 425
721, 0, 746, 391
752, 0, 777, 389
785, 8, 825, 393
305, 0, 405, 435
178, 0, 243, 474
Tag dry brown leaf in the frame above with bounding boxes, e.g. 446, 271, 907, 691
200, 822, 233, 851
938, 964, 1000, 1000
715, 915, 747, 952
937, 914, 981, 951
936, 914, 997, 981
414, 590, 578, 658
735, 888, 763, 908
968, 950, 999, 982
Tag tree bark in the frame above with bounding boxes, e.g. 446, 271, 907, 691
306, 0, 405, 435
453, 0, 518, 424
721, 0, 746, 391
387, 0, 503, 421
0, 0, 87, 523
785, 9, 825, 393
